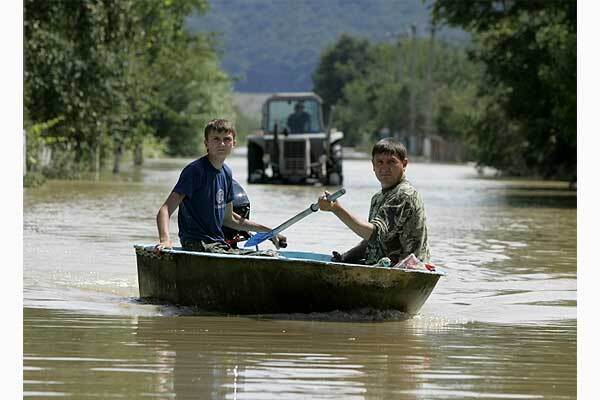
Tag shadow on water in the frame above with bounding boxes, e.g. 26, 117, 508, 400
500, 190, 576, 209
132, 297, 412, 322
483, 181, 577, 209
500, 195, 576, 209
255, 308, 412, 322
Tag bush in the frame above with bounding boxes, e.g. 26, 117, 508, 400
23, 172, 46, 188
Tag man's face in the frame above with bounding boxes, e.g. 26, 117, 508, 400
372, 153, 408, 189
205, 130, 236, 159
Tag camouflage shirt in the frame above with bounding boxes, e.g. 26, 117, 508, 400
365, 177, 430, 264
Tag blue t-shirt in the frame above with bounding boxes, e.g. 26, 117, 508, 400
173, 156, 234, 244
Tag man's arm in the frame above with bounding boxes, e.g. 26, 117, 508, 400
223, 203, 287, 247
332, 239, 368, 263
155, 192, 185, 250
318, 193, 374, 240
304, 113, 311, 131
223, 203, 269, 232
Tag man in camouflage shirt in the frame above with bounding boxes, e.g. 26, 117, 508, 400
318, 138, 430, 265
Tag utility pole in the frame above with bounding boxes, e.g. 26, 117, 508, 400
395, 34, 404, 141
423, 23, 436, 160
408, 24, 417, 154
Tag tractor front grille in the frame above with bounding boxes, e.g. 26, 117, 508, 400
282, 140, 308, 174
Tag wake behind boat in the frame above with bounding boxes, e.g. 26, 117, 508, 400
134, 245, 444, 315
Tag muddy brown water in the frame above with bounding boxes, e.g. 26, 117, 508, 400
24, 153, 576, 399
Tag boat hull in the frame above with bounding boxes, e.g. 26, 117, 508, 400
135, 245, 443, 315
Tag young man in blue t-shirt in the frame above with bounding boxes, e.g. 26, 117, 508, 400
155, 119, 285, 252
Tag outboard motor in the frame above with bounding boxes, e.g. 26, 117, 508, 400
223, 179, 252, 248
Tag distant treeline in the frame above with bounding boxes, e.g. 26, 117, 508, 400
313, 34, 479, 155
314, 0, 575, 180
24, 0, 238, 180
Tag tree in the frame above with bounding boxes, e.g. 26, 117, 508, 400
313, 34, 375, 116
147, 34, 235, 156
316, 33, 482, 150
24, 0, 234, 177
25, 0, 137, 174
432, 0, 576, 179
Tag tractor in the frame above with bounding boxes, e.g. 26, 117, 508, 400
246, 92, 343, 185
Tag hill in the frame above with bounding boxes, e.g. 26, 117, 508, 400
187, 0, 467, 92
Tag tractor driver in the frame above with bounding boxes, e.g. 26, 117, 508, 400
286, 102, 311, 133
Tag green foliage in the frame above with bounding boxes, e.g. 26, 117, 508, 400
147, 34, 235, 156
23, 172, 46, 188
432, 0, 576, 179
24, 0, 235, 178
315, 33, 482, 152
467, 93, 528, 175
24, 116, 65, 172
233, 106, 261, 145
26, 0, 135, 168
313, 34, 375, 112
142, 135, 169, 160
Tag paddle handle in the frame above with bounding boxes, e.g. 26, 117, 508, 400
273, 188, 345, 234
326, 188, 346, 202
310, 188, 346, 211
245, 188, 347, 248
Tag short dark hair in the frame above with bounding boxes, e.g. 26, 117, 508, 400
372, 138, 407, 160
204, 119, 236, 140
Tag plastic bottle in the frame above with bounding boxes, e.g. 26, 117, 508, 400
375, 257, 392, 268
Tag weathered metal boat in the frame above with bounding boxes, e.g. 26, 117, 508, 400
134, 245, 444, 315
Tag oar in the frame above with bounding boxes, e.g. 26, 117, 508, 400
244, 188, 346, 248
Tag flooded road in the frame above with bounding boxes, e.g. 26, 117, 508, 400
23, 153, 577, 399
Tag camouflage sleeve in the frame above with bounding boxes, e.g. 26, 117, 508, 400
367, 194, 378, 221
389, 194, 429, 262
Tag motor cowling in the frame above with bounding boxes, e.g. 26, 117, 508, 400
223, 179, 251, 248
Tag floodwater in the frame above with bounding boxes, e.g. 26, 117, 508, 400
23, 152, 577, 399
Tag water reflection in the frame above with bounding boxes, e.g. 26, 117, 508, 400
133, 313, 436, 399
24, 308, 575, 399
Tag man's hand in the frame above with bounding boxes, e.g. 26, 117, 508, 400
269, 234, 287, 249
318, 191, 339, 212
331, 251, 343, 262
154, 239, 173, 253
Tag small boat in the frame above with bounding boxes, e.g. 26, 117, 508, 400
134, 245, 444, 315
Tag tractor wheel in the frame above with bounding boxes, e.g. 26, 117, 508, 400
327, 145, 343, 185
327, 172, 342, 186
247, 144, 264, 183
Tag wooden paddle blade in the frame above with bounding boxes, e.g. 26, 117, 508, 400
244, 231, 273, 247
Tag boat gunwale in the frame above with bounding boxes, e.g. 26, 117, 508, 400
134, 244, 446, 276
